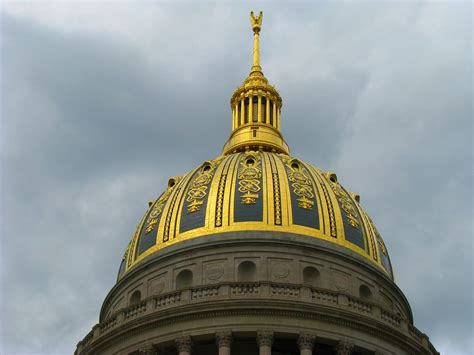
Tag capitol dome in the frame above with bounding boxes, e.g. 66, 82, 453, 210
119, 151, 393, 281
77, 12, 437, 355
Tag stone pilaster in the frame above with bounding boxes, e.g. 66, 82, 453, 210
216, 331, 232, 355
257, 330, 274, 355
176, 335, 193, 355
336, 339, 354, 355
297, 333, 316, 355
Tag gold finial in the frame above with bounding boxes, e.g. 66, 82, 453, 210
250, 11, 263, 71
250, 11, 263, 33
223, 12, 288, 156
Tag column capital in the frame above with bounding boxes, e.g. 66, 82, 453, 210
297, 333, 316, 351
176, 335, 193, 353
216, 331, 233, 348
257, 330, 274, 347
336, 339, 355, 355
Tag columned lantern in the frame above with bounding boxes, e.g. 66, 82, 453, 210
76, 12, 438, 355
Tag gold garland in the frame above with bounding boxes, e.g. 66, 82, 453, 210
186, 161, 219, 213
238, 153, 262, 204
284, 159, 315, 210
313, 170, 337, 237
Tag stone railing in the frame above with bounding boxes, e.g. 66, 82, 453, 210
100, 315, 117, 333
231, 282, 260, 295
155, 291, 181, 308
271, 284, 300, 297
348, 296, 372, 314
78, 281, 428, 353
312, 289, 338, 303
192, 285, 219, 299
124, 301, 146, 320
381, 309, 401, 327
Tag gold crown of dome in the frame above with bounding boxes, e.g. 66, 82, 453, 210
223, 11, 288, 155
117, 12, 393, 280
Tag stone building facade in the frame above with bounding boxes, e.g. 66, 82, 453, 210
76, 12, 438, 355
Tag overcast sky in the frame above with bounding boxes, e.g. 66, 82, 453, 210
1, 1, 472, 354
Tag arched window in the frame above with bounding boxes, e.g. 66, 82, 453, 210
359, 285, 372, 300
176, 269, 193, 289
237, 261, 256, 282
129, 290, 141, 305
302, 266, 320, 285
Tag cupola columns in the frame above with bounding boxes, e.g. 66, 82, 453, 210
223, 11, 289, 155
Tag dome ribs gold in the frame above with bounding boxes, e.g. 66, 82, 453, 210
266, 152, 282, 226
358, 207, 379, 262
214, 155, 235, 228
127, 209, 148, 268
163, 171, 194, 242
305, 165, 335, 238
300, 163, 328, 237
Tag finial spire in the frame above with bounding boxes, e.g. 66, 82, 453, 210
223, 12, 288, 156
250, 11, 263, 72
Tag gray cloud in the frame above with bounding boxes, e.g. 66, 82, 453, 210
1, 2, 472, 354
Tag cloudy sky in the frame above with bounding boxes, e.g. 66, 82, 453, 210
1, 1, 472, 354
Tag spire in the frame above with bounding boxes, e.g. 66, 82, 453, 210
250, 11, 263, 73
222, 12, 289, 155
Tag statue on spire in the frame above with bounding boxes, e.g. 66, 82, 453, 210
250, 11, 263, 33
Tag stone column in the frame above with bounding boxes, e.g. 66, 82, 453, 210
257, 95, 262, 123
335, 340, 354, 355
216, 331, 232, 355
297, 333, 316, 355
249, 95, 253, 123
176, 335, 193, 355
257, 330, 273, 355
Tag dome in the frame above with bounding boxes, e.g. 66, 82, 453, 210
117, 11, 392, 282
77, 12, 438, 355
118, 151, 393, 280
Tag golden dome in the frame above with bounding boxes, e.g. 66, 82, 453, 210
117, 12, 393, 280
118, 151, 392, 279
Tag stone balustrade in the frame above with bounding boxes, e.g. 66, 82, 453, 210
192, 285, 220, 299
78, 281, 429, 352
311, 289, 338, 303
124, 301, 146, 320
155, 291, 181, 308
347, 296, 372, 314
381, 309, 401, 327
